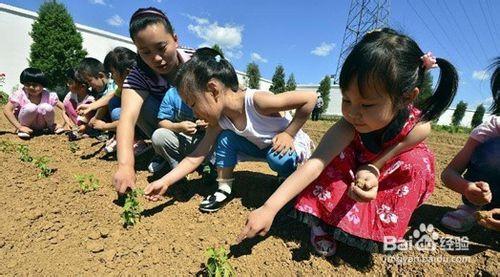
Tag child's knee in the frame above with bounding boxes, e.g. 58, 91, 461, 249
151, 128, 176, 148
37, 103, 54, 114
21, 103, 37, 113
110, 108, 121, 121
216, 130, 238, 150
267, 152, 297, 176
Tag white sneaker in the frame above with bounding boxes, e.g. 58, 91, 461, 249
104, 138, 117, 153
17, 131, 31, 139
148, 156, 167, 173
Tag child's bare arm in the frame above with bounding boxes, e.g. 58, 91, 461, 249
3, 102, 24, 131
56, 101, 72, 127
158, 119, 197, 135
253, 90, 316, 154
254, 90, 316, 136
350, 122, 431, 202
144, 124, 222, 201
77, 92, 114, 115
238, 118, 354, 241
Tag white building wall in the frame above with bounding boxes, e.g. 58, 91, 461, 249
0, 3, 136, 94
0, 3, 492, 126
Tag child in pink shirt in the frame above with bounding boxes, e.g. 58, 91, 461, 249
441, 57, 500, 232
62, 69, 95, 134
3, 68, 68, 139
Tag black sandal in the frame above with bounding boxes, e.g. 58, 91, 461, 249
199, 189, 232, 212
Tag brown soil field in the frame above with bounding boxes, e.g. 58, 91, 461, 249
0, 116, 498, 276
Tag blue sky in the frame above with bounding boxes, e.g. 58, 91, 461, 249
4, 0, 499, 109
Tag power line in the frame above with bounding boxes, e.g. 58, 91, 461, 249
421, 0, 475, 73
458, 0, 490, 62
441, 0, 483, 68
406, 0, 451, 57
478, 0, 499, 53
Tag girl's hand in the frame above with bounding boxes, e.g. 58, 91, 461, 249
272, 131, 295, 156
354, 165, 379, 190
180, 121, 197, 135
77, 103, 94, 116
90, 119, 108, 130
144, 179, 170, 202
113, 166, 136, 196
477, 208, 500, 232
464, 181, 492, 206
347, 179, 378, 202
18, 126, 33, 134
195, 119, 209, 129
237, 205, 276, 243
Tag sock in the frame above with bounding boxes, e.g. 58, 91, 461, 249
208, 178, 233, 202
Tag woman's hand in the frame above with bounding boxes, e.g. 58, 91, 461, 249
113, 166, 136, 196
144, 179, 171, 201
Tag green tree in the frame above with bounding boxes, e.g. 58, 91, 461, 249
451, 101, 467, 126
317, 75, 331, 114
246, 62, 260, 89
30, 1, 87, 97
212, 44, 224, 57
269, 65, 286, 94
415, 72, 433, 109
285, 73, 297, 91
470, 104, 485, 128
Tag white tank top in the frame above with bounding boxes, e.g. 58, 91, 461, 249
218, 89, 312, 162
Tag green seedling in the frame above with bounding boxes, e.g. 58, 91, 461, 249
34, 156, 54, 178
17, 145, 33, 162
122, 189, 144, 228
205, 246, 234, 277
75, 174, 99, 193
68, 141, 80, 153
0, 140, 15, 153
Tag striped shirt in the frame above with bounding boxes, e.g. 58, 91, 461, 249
123, 48, 192, 100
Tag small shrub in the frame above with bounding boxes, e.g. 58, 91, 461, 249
75, 174, 99, 193
205, 246, 234, 277
122, 189, 144, 228
17, 145, 33, 162
34, 156, 55, 178
68, 141, 79, 153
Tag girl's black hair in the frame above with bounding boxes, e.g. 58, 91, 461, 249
129, 7, 175, 80
77, 57, 105, 78
65, 68, 87, 85
339, 28, 458, 122
20, 67, 47, 87
175, 47, 238, 95
489, 57, 500, 115
103, 47, 137, 76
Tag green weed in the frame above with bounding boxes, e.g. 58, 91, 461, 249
205, 246, 234, 277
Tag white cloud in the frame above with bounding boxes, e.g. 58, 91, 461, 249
482, 97, 493, 106
250, 53, 268, 63
184, 14, 209, 25
89, 0, 106, 5
311, 42, 335, 56
472, 70, 490, 81
187, 16, 244, 59
106, 15, 124, 27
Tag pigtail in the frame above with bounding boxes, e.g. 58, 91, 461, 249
489, 57, 500, 115
419, 58, 458, 122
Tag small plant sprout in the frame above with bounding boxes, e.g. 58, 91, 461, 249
17, 145, 33, 162
122, 189, 144, 228
75, 174, 99, 193
0, 140, 16, 153
68, 141, 80, 153
205, 246, 234, 277
34, 156, 55, 178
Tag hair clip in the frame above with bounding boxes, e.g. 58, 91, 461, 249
420, 52, 438, 71
214, 55, 222, 63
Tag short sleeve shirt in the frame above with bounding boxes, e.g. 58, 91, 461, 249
470, 115, 500, 143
